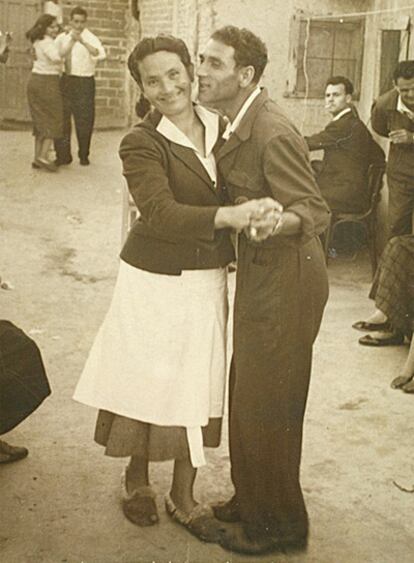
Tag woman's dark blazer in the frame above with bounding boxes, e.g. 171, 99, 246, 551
119, 109, 235, 275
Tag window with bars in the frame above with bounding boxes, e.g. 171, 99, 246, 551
293, 18, 365, 99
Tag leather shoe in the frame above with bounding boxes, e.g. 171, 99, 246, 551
359, 333, 404, 346
352, 320, 391, 332
55, 157, 73, 166
219, 524, 308, 555
79, 158, 90, 166
212, 496, 241, 522
0, 440, 29, 464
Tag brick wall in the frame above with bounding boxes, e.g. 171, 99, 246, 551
62, 0, 130, 128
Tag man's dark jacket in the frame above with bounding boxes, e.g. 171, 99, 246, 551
306, 110, 385, 213
371, 88, 414, 180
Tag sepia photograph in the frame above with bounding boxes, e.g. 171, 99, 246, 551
1, 0, 414, 561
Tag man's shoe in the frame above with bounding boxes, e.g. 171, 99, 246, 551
55, 157, 73, 166
218, 524, 308, 555
79, 158, 90, 166
0, 440, 29, 464
212, 496, 241, 522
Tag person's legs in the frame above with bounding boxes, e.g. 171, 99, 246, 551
218, 239, 328, 554
34, 136, 42, 161
122, 455, 158, 526
126, 455, 149, 491
388, 176, 414, 237
170, 458, 197, 514
54, 75, 73, 164
38, 138, 53, 161
71, 77, 95, 163
391, 336, 414, 390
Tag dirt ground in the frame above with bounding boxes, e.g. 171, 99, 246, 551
1, 130, 413, 563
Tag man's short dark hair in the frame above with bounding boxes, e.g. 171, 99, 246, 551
211, 26, 268, 84
393, 60, 414, 82
71, 6, 88, 19
326, 76, 354, 95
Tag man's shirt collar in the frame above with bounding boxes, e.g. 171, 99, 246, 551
222, 86, 261, 140
332, 107, 352, 122
397, 95, 414, 120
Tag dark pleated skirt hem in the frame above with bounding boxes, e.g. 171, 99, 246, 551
94, 410, 222, 461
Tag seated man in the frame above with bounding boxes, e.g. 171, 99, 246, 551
306, 76, 385, 214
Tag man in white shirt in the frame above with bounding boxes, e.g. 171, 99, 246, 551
55, 6, 106, 165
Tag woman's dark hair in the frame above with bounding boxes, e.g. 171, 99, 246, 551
127, 34, 194, 88
26, 14, 56, 43
210, 26, 268, 84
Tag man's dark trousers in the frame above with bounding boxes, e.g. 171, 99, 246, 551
55, 75, 95, 163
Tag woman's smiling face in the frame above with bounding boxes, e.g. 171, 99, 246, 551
138, 50, 192, 118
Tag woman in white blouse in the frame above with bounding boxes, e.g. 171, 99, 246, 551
74, 35, 278, 541
25, 15, 76, 171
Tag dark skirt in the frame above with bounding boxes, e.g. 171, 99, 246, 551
370, 235, 414, 337
0, 321, 51, 435
94, 410, 222, 461
27, 73, 63, 139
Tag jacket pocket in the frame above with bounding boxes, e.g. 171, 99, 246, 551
226, 169, 263, 196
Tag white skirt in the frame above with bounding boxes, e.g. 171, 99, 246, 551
73, 260, 229, 466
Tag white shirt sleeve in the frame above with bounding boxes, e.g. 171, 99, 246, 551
42, 38, 62, 63
83, 30, 106, 62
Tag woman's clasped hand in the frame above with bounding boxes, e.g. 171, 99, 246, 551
215, 197, 283, 242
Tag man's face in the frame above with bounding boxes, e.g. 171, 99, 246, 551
395, 76, 414, 111
71, 14, 87, 33
197, 39, 241, 107
324, 83, 352, 116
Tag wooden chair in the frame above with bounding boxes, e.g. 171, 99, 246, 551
323, 164, 386, 277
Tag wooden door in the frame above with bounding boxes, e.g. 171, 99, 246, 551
0, 0, 40, 121
379, 30, 401, 95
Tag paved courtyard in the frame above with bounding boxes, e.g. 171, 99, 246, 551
0, 130, 413, 563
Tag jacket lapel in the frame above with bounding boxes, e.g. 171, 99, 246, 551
145, 109, 217, 194
216, 88, 269, 163
169, 143, 216, 191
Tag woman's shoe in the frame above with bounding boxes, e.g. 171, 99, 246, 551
36, 159, 58, 172
352, 320, 391, 332
359, 333, 404, 347
120, 469, 159, 526
31, 161, 41, 169
165, 493, 225, 542
391, 375, 412, 389
0, 440, 29, 464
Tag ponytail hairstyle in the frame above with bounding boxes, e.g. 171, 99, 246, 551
135, 92, 152, 118
26, 14, 56, 43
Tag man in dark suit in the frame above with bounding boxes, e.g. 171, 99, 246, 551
198, 26, 330, 555
371, 60, 414, 236
305, 76, 385, 214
